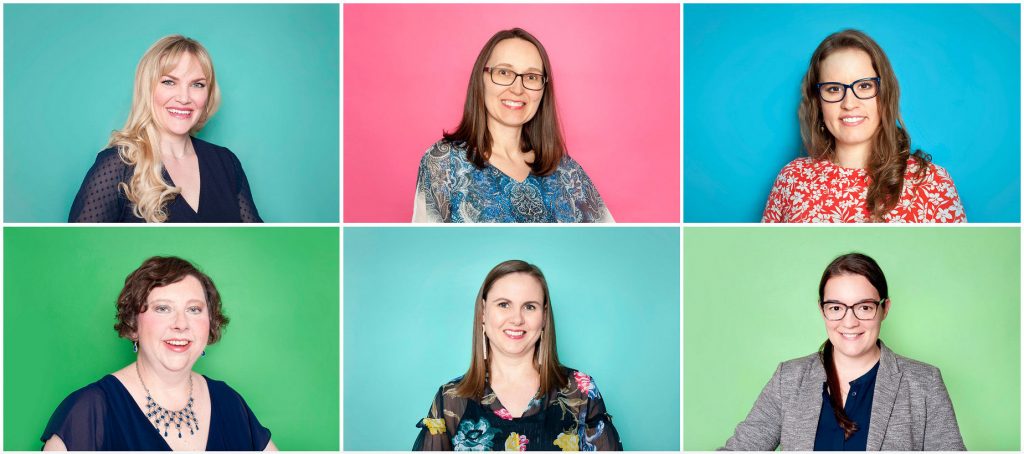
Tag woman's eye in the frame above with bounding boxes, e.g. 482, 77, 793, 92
497, 302, 510, 308
526, 74, 540, 81
153, 305, 171, 313
497, 69, 512, 76
524, 304, 538, 311
858, 82, 873, 90
161, 79, 174, 86
187, 306, 204, 314
192, 82, 206, 88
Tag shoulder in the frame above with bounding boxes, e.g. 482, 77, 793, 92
422, 138, 466, 162
778, 157, 817, 175
560, 366, 603, 397
890, 351, 944, 381
906, 157, 955, 184
91, 147, 130, 171
57, 376, 115, 410
776, 352, 822, 377
202, 375, 249, 403
193, 136, 241, 164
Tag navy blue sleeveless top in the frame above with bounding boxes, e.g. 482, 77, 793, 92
41, 375, 270, 451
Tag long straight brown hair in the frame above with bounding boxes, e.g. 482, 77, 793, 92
817, 253, 889, 440
444, 28, 566, 177
452, 260, 566, 399
798, 30, 931, 221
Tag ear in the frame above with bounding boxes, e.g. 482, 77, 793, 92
881, 298, 892, 320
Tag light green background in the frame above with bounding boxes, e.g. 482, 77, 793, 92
683, 227, 1020, 451
4, 4, 339, 222
344, 227, 681, 450
4, 227, 340, 450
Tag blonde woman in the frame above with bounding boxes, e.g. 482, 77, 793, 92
69, 35, 261, 223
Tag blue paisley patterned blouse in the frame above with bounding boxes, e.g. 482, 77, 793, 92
413, 140, 613, 223
413, 368, 622, 451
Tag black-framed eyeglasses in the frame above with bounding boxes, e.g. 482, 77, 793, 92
819, 299, 887, 321
816, 77, 880, 103
483, 67, 546, 91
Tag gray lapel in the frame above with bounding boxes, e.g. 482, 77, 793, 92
790, 357, 827, 450
866, 342, 902, 450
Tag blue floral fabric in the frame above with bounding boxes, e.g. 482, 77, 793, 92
414, 140, 612, 223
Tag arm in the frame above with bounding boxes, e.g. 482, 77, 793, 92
580, 377, 623, 450
412, 148, 446, 223
264, 439, 278, 451
412, 386, 454, 450
720, 364, 783, 451
923, 369, 966, 450
229, 150, 263, 223
923, 166, 966, 223
68, 150, 128, 222
560, 156, 614, 223
42, 435, 67, 451
761, 169, 791, 223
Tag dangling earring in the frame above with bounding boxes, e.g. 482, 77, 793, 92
201, 350, 206, 357
481, 325, 488, 361
133, 341, 138, 353
538, 330, 544, 367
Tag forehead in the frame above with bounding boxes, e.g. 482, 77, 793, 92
819, 48, 876, 82
147, 274, 207, 302
487, 38, 543, 72
823, 273, 879, 300
487, 272, 544, 301
162, 51, 207, 78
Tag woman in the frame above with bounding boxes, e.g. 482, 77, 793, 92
413, 28, 613, 223
722, 253, 964, 450
762, 30, 965, 223
69, 35, 262, 223
413, 260, 622, 450
41, 256, 276, 451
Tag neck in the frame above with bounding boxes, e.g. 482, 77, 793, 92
835, 143, 871, 169
160, 134, 193, 160
488, 349, 539, 384
136, 357, 192, 392
487, 120, 524, 162
833, 343, 881, 378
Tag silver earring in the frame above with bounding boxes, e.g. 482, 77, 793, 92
133, 341, 138, 353
482, 326, 488, 361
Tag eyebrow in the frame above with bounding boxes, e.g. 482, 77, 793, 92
822, 298, 880, 305
490, 297, 543, 305
161, 74, 208, 83
490, 63, 544, 74
147, 298, 207, 305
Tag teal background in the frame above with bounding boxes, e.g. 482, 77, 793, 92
4, 4, 340, 222
683, 227, 1020, 450
4, 227, 340, 450
344, 227, 681, 450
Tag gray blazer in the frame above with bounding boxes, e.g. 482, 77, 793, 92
722, 342, 965, 450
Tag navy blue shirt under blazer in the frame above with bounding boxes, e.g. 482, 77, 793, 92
814, 361, 880, 450
69, 136, 262, 222
41, 374, 271, 450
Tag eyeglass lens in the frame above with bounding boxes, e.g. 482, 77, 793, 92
821, 302, 878, 320
489, 68, 545, 90
818, 79, 878, 102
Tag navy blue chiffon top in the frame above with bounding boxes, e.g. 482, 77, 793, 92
41, 375, 270, 451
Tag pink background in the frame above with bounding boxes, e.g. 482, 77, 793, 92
343, 3, 680, 223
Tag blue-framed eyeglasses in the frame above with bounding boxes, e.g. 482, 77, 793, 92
816, 77, 880, 103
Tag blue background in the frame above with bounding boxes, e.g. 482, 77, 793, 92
4, 4, 339, 222
343, 227, 680, 450
684, 4, 1020, 222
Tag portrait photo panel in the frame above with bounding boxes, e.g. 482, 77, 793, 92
683, 226, 1020, 450
344, 4, 680, 223
684, 4, 1020, 223
4, 227, 340, 450
344, 226, 680, 450
4, 4, 340, 222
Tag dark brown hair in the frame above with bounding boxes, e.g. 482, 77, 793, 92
817, 252, 889, 439
444, 28, 566, 177
114, 256, 229, 344
452, 260, 566, 399
798, 29, 931, 221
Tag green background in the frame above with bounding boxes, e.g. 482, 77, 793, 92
683, 227, 1020, 451
4, 4, 339, 222
4, 227, 340, 450
344, 227, 681, 450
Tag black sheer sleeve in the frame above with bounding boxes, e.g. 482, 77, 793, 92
68, 148, 130, 222
228, 149, 262, 223
40, 383, 109, 450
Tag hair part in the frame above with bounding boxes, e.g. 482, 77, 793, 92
110, 35, 221, 222
114, 256, 229, 344
817, 252, 888, 440
798, 29, 931, 221
444, 28, 566, 177
452, 259, 566, 399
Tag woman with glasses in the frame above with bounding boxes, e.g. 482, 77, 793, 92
762, 30, 965, 223
722, 253, 964, 450
412, 28, 613, 223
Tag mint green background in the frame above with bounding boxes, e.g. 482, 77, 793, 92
683, 227, 1020, 451
344, 227, 681, 450
4, 4, 339, 222
4, 227, 340, 450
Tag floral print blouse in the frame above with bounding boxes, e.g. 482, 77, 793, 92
413, 140, 614, 223
762, 157, 966, 223
413, 368, 622, 451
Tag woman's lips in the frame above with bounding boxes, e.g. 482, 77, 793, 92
167, 108, 194, 120
839, 332, 863, 341
840, 116, 866, 126
503, 329, 525, 340
501, 99, 525, 111
163, 339, 192, 353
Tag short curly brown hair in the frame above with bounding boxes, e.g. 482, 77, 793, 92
114, 256, 229, 344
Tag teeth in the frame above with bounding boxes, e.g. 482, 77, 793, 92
504, 330, 525, 336
168, 109, 192, 115
502, 100, 524, 107
841, 333, 860, 338
842, 117, 864, 123
165, 340, 190, 346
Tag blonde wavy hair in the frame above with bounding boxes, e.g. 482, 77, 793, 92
109, 35, 221, 222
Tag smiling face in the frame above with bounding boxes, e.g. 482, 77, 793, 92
483, 38, 545, 134
819, 48, 881, 156
482, 272, 546, 361
135, 275, 210, 373
821, 273, 889, 362
152, 52, 209, 141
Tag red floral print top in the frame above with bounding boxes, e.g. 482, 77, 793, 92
762, 157, 966, 223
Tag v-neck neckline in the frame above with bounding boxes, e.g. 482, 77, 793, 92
107, 374, 213, 451
487, 162, 533, 185
485, 382, 543, 420
162, 137, 203, 216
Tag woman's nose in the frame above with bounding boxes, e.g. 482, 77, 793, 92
840, 88, 859, 109
172, 310, 188, 329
